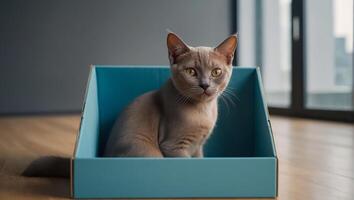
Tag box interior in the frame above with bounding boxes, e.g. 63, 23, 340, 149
75, 66, 276, 158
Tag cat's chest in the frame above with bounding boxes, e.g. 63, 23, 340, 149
159, 101, 218, 154
183, 107, 216, 127
170, 102, 218, 134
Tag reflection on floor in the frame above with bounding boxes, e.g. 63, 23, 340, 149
0, 115, 353, 200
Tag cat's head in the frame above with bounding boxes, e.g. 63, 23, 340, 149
167, 32, 237, 103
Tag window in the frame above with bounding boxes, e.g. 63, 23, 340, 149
262, 0, 292, 107
237, 0, 292, 107
237, 0, 354, 121
305, 0, 353, 110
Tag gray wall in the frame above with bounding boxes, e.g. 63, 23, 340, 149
0, 0, 233, 114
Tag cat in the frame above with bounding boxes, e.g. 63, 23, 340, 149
22, 32, 238, 177
104, 32, 238, 157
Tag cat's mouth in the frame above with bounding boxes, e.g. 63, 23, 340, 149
203, 90, 213, 96
198, 89, 218, 100
177, 85, 217, 102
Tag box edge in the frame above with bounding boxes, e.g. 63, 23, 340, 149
71, 65, 95, 198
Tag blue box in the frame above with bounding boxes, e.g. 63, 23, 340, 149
71, 65, 278, 198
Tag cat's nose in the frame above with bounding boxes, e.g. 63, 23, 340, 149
199, 83, 210, 90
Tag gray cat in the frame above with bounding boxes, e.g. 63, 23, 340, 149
22, 32, 238, 177
105, 32, 237, 157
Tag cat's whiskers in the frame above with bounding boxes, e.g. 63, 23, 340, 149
176, 94, 188, 105
176, 87, 196, 105
218, 89, 237, 109
224, 87, 240, 102
219, 88, 240, 109
218, 92, 230, 114
223, 92, 236, 107
175, 94, 185, 104
188, 86, 204, 95
224, 88, 240, 102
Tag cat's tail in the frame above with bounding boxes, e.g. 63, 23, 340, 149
22, 156, 70, 178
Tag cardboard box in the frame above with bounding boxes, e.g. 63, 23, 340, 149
72, 65, 278, 198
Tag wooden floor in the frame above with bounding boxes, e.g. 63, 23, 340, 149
0, 115, 353, 200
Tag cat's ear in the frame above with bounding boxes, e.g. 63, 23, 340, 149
215, 34, 238, 65
167, 32, 190, 64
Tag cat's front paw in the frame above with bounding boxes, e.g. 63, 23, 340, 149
192, 147, 204, 158
161, 148, 191, 157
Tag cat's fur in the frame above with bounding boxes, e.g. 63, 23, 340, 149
104, 32, 237, 157
22, 32, 238, 177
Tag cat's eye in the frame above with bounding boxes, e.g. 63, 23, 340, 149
185, 68, 197, 76
211, 68, 222, 77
